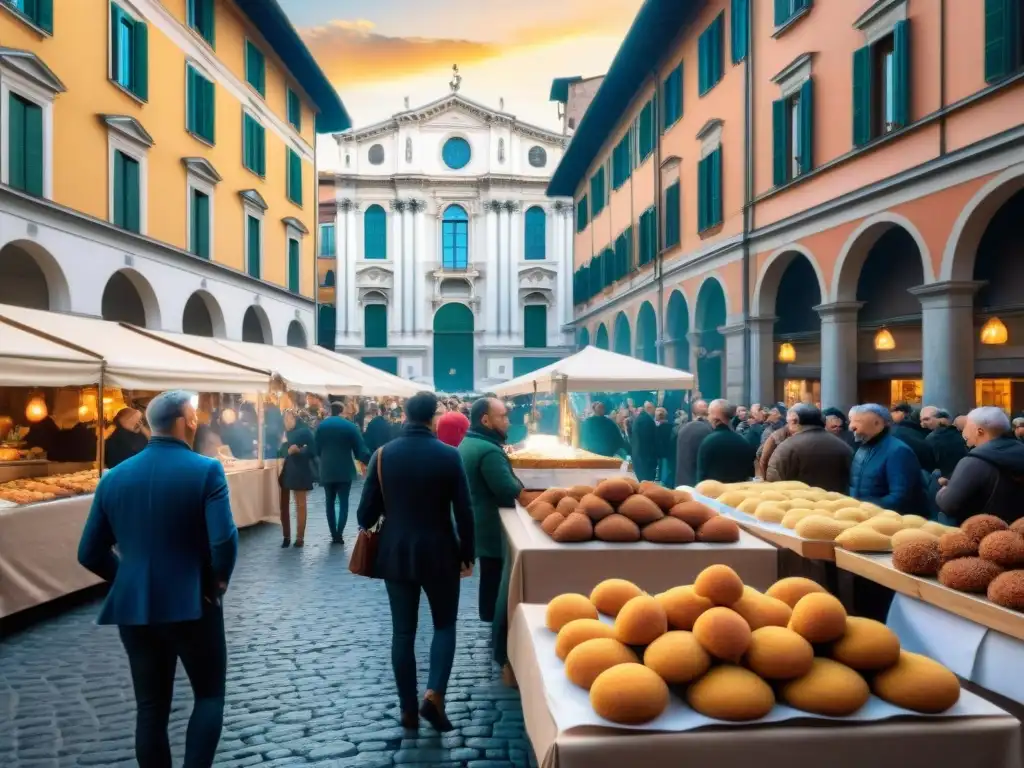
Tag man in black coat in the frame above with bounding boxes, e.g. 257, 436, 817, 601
363, 403, 393, 454
654, 407, 675, 488
696, 400, 756, 484
675, 399, 712, 487
890, 403, 936, 473
921, 405, 967, 480
630, 402, 658, 482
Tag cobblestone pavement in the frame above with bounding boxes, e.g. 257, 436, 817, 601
0, 485, 538, 767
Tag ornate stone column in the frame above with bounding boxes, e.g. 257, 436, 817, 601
748, 316, 777, 407
389, 200, 405, 334
719, 322, 747, 405
562, 205, 573, 328
508, 202, 522, 338
485, 200, 500, 339
686, 332, 703, 394
815, 301, 863, 414
341, 199, 358, 340
402, 201, 415, 334
410, 199, 426, 335
551, 206, 565, 339
498, 202, 511, 336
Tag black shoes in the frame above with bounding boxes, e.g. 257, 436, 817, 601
281, 538, 291, 548
419, 690, 453, 732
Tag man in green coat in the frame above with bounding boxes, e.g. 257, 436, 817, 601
458, 398, 527, 683
696, 399, 756, 484
580, 401, 625, 457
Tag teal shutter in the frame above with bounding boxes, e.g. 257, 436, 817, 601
799, 79, 814, 175
772, 97, 788, 186
710, 149, 722, 228
247, 215, 261, 278
246, 42, 265, 95
665, 182, 680, 247
524, 305, 547, 348
187, 66, 198, 135
364, 205, 387, 259
525, 207, 546, 260
892, 20, 910, 130
697, 156, 708, 231
287, 149, 302, 204
204, 75, 215, 142
202, 0, 215, 46
133, 20, 148, 100
113, 150, 125, 227
123, 154, 140, 232
110, 3, 123, 81
713, 15, 723, 85
288, 239, 300, 292
985, 0, 1015, 82
37, 0, 53, 33
364, 305, 388, 348
852, 45, 872, 146
698, 29, 707, 93
192, 190, 210, 258
576, 195, 588, 233
23, 99, 43, 196
774, 0, 790, 26
8, 94, 26, 192
287, 89, 301, 129
731, 0, 748, 63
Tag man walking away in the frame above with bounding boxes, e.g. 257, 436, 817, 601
459, 398, 528, 685
848, 404, 923, 514
921, 406, 967, 480
580, 401, 625, 458
937, 406, 1024, 525
363, 402, 393, 454
78, 390, 237, 768
630, 401, 658, 482
675, 399, 712, 487
316, 401, 371, 545
654, 407, 675, 487
767, 404, 853, 492
696, 400, 756, 484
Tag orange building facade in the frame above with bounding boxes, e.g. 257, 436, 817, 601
551, 0, 1024, 416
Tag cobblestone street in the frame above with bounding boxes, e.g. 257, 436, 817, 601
0, 485, 536, 767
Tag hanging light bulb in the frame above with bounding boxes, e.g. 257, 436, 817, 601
874, 328, 896, 351
777, 342, 796, 363
25, 394, 48, 423
980, 317, 1008, 345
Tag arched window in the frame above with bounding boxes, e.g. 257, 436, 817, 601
317, 304, 336, 349
364, 204, 387, 260
322, 270, 335, 287
442, 205, 469, 269
364, 301, 388, 348
525, 206, 546, 260
442, 137, 472, 170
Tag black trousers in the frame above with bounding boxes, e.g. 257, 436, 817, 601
118, 603, 227, 768
478, 556, 503, 623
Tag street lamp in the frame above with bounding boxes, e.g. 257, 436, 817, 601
874, 328, 896, 351
979, 317, 1008, 345
777, 342, 796, 363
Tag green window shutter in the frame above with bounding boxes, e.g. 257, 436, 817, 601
247, 215, 261, 278
8, 94, 26, 192
892, 20, 910, 130
123, 153, 140, 232
576, 195, 588, 233
603, 246, 614, 286
113, 150, 125, 227
985, 0, 1015, 83
186, 66, 198, 135
288, 239, 300, 292
713, 15, 723, 85
638, 100, 653, 160
37, 0, 53, 33
133, 20, 148, 100
698, 30, 707, 94
287, 149, 302, 205
23, 99, 43, 196
287, 89, 301, 130
246, 41, 265, 96
364, 304, 388, 348
203, 0, 215, 46
110, 3, 123, 82
852, 45, 872, 147
772, 97, 788, 187
191, 190, 210, 259
665, 181, 680, 248
710, 149, 723, 228
731, 0, 748, 63
364, 205, 387, 259
204, 75, 215, 142
774, 0, 790, 26
697, 156, 708, 232
525, 207, 546, 260
799, 79, 814, 175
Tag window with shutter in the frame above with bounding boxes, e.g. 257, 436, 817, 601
638, 100, 655, 161
772, 80, 813, 186
110, 3, 147, 99
243, 113, 265, 176
698, 150, 722, 232
245, 40, 265, 96
525, 206, 546, 260
524, 305, 547, 349
288, 238, 300, 293
187, 0, 215, 47
364, 304, 388, 348
113, 150, 141, 232
442, 205, 469, 269
190, 188, 210, 258
246, 215, 261, 278
852, 21, 910, 147
319, 224, 336, 257
612, 130, 632, 190
364, 204, 387, 259
186, 65, 215, 144
576, 195, 589, 233
287, 89, 301, 130
590, 167, 606, 218
984, 0, 1023, 83
287, 149, 303, 205
662, 64, 683, 130
7, 92, 43, 197
774, 0, 811, 28
665, 181, 681, 248
731, 0, 749, 63
6, 0, 53, 31
698, 14, 724, 95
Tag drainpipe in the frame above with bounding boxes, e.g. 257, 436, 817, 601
653, 69, 665, 366
313, 147, 319, 348
938, 0, 947, 156
741, 0, 755, 405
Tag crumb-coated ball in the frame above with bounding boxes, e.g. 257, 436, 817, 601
618, 494, 665, 526
594, 513, 641, 542
686, 665, 775, 722
766, 577, 827, 608
987, 570, 1024, 610
641, 484, 678, 512
872, 651, 960, 713
590, 663, 669, 725
526, 500, 556, 522
555, 495, 580, 516
546, 593, 599, 632
566, 484, 594, 500
642, 516, 696, 544
535, 488, 567, 506
579, 494, 616, 522
979, 530, 1024, 569
593, 478, 634, 504
788, 592, 847, 644
1011, 518, 1024, 535
744, 626, 814, 680
565, 638, 638, 690
694, 479, 727, 498
961, 514, 1009, 545
694, 564, 745, 605
938, 557, 1003, 593
673, 489, 693, 504
780, 658, 870, 717
656, 586, 713, 630
938, 531, 978, 561
668, 501, 717, 528
830, 616, 901, 671
731, 587, 793, 630
615, 595, 668, 646
692, 607, 752, 662
555, 619, 616, 660
698, 516, 741, 543
891, 527, 939, 549
550, 511, 594, 543
643, 631, 711, 684
590, 579, 644, 617
892, 538, 941, 577
541, 511, 565, 537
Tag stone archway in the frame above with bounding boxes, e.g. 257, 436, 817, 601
433, 302, 475, 392
242, 305, 271, 344
694, 277, 727, 400
665, 290, 690, 370
832, 213, 933, 303
182, 291, 226, 338
595, 323, 609, 350
101, 269, 160, 328
577, 327, 590, 350
635, 301, 657, 363
613, 311, 631, 356
287, 320, 308, 348
0, 239, 71, 311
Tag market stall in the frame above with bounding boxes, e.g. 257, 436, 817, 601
290, 344, 421, 397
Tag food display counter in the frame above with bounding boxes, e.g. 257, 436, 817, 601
510, 435, 634, 489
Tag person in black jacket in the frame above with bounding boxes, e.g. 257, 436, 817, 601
921, 406, 967, 480
355, 391, 475, 733
362, 402, 394, 455
630, 402, 658, 482
889, 404, 936, 473
654, 407, 675, 487
823, 407, 858, 449
104, 408, 149, 468
278, 411, 316, 549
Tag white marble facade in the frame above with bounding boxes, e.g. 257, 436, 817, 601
325, 92, 574, 390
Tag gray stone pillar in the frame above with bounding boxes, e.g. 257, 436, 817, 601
748, 316, 776, 407
909, 281, 982, 418
719, 323, 746, 405
815, 302, 862, 413
686, 332, 702, 396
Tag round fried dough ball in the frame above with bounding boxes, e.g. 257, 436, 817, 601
673, 489, 694, 504
754, 503, 788, 523
698, 516, 741, 543
590, 663, 669, 725
555, 618, 616, 660
938, 557, 1003, 593
526, 500, 556, 522
744, 626, 814, 680
830, 616, 901, 671
731, 587, 793, 630
871, 651, 960, 713
566, 484, 594, 501
546, 593, 599, 632
692, 607, 752, 662
535, 488, 567, 506
643, 631, 711, 684
540, 511, 565, 537
590, 579, 644, 617
978, 530, 1024, 569
594, 514, 641, 542
618, 494, 665, 526
693, 564, 745, 606
781, 508, 817, 529
565, 638, 638, 689
555, 495, 580, 516
686, 665, 775, 721
988, 570, 1024, 610
641, 484, 678, 512
780, 658, 870, 717
788, 592, 847, 644
549, 511, 594, 543
615, 595, 668, 646
579, 493, 616, 522
642, 516, 696, 543
938, 531, 978, 561
656, 586, 713, 630
668, 501, 717, 528
766, 577, 827, 608
961, 514, 1009, 545
1010, 518, 1024, 535
593, 478, 635, 504
892, 538, 941, 577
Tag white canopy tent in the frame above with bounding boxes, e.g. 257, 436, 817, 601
0, 318, 104, 387
289, 345, 421, 398
490, 346, 695, 397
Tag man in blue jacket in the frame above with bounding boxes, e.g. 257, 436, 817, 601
316, 400, 372, 544
78, 390, 238, 768
849, 403, 924, 514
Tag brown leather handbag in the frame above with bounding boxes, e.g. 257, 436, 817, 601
348, 450, 385, 578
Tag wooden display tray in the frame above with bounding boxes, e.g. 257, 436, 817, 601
834, 548, 1024, 642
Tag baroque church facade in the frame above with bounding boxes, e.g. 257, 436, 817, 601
317, 87, 574, 392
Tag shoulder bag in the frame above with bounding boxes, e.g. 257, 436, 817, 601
349, 449, 385, 578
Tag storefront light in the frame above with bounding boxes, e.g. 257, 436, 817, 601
777, 342, 796, 363
980, 317, 1008, 345
25, 395, 48, 423
874, 328, 896, 351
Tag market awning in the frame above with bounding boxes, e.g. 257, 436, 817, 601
490, 346, 695, 397
0, 305, 269, 393
124, 327, 361, 396
0, 316, 103, 387
288, 346, 421, 397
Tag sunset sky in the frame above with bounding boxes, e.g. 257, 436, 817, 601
278, 0, 643, 165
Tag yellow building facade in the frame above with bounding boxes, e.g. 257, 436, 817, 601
0, 0, 349, 345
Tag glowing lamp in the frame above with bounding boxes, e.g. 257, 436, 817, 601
25, 396, 48, 423
980, 317, 1008, 345
874, 328, 896, 351
777, 342, 796, 363
220, 408, 237, 425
